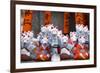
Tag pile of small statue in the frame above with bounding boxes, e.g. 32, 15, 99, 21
21, 24, 89, 62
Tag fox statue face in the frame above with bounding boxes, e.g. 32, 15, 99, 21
78, 35, 86, 44
21, 31, 34, 43
47, 24, 54, 32
41, 25, 48, 35
70, 32, 77, 42
41, 37, 49, 48
21, 32, 30, 43
52, 27, 58, 36
61, 35, 69, 47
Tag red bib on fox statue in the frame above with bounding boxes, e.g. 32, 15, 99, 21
72, 44, 89, 60
35, 45, 50, 61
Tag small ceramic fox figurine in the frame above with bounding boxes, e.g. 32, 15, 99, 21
72, 24, 89, 60
60, 35, 72, 57
37, 37, 50, 61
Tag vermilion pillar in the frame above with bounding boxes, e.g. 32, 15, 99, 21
63, 12, 69, 34
75, 13, 89, 28
75, 13, 84, 25
44, 11, 52, 25
22, 10, 32, 32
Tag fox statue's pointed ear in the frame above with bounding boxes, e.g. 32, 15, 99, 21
41, 25, 43, 27
83, 25, 88, 32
